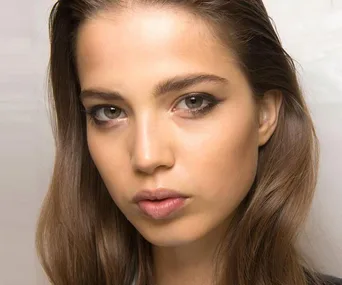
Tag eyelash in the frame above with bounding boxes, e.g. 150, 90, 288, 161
84, 93, 221, 127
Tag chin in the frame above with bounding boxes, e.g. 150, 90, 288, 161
132, 215, 218, 248
143, 233, 195, 247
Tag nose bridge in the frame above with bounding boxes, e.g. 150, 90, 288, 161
131, 112, 174, 174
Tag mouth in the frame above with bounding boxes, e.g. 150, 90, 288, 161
133, 188, 189, 220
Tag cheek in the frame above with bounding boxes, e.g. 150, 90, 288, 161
86, 131, 129, 200
188, 109, 259, 206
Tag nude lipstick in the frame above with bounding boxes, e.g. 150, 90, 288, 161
133, 188, 189, 220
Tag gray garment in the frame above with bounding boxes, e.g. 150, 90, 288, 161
131, 274, 342, 285
321, 274, 342, 285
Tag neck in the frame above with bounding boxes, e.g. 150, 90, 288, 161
152, 221, 229, 285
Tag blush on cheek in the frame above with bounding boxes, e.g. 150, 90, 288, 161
215, 121, 258, 200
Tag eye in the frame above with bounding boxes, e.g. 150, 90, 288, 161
84, 93, 222, 127
85, 105, 125, 125
173, 93, 220, 117
176, 94, 208, 109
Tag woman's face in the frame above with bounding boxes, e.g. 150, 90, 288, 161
76, 6, 268, 246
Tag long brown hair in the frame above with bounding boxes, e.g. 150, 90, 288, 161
36, 0, 322, 284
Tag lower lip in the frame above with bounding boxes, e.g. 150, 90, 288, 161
137, 197, 187, 220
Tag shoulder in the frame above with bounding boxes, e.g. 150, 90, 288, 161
318, 274, 342, 285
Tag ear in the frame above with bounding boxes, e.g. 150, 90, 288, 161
257, 90, 283, 147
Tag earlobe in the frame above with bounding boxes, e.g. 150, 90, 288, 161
258, 90, 283, 147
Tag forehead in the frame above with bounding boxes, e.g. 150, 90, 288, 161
76, 6, 240, 89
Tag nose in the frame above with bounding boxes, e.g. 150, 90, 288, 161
130, 115, 175, 175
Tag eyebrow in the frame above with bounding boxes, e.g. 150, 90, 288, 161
79, 73, 229, 102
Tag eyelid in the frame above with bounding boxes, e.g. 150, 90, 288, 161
83, 92, 209, 112
84, 92, 222, 126
84, 104, 124, 116
83, 104, 126, 127
174, 92, 215, 106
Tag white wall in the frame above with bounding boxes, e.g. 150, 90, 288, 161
264, 0, 342, 276
0, 0, 341, 284
0, 1, 54, 284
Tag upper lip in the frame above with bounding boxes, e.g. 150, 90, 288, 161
132, 188, 189, 203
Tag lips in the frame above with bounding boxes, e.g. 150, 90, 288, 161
133, 188, 188, 202
133, 188, 189, 219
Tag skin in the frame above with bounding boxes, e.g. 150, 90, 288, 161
76, 5, 282, 285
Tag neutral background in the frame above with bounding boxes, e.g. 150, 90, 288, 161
0, 0, 341, 284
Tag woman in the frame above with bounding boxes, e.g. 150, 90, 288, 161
36, 0, 342, 284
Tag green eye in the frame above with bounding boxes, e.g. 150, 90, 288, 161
95, 106, 122, 121
174, 93, 220, 117
85, 104, 125, 125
